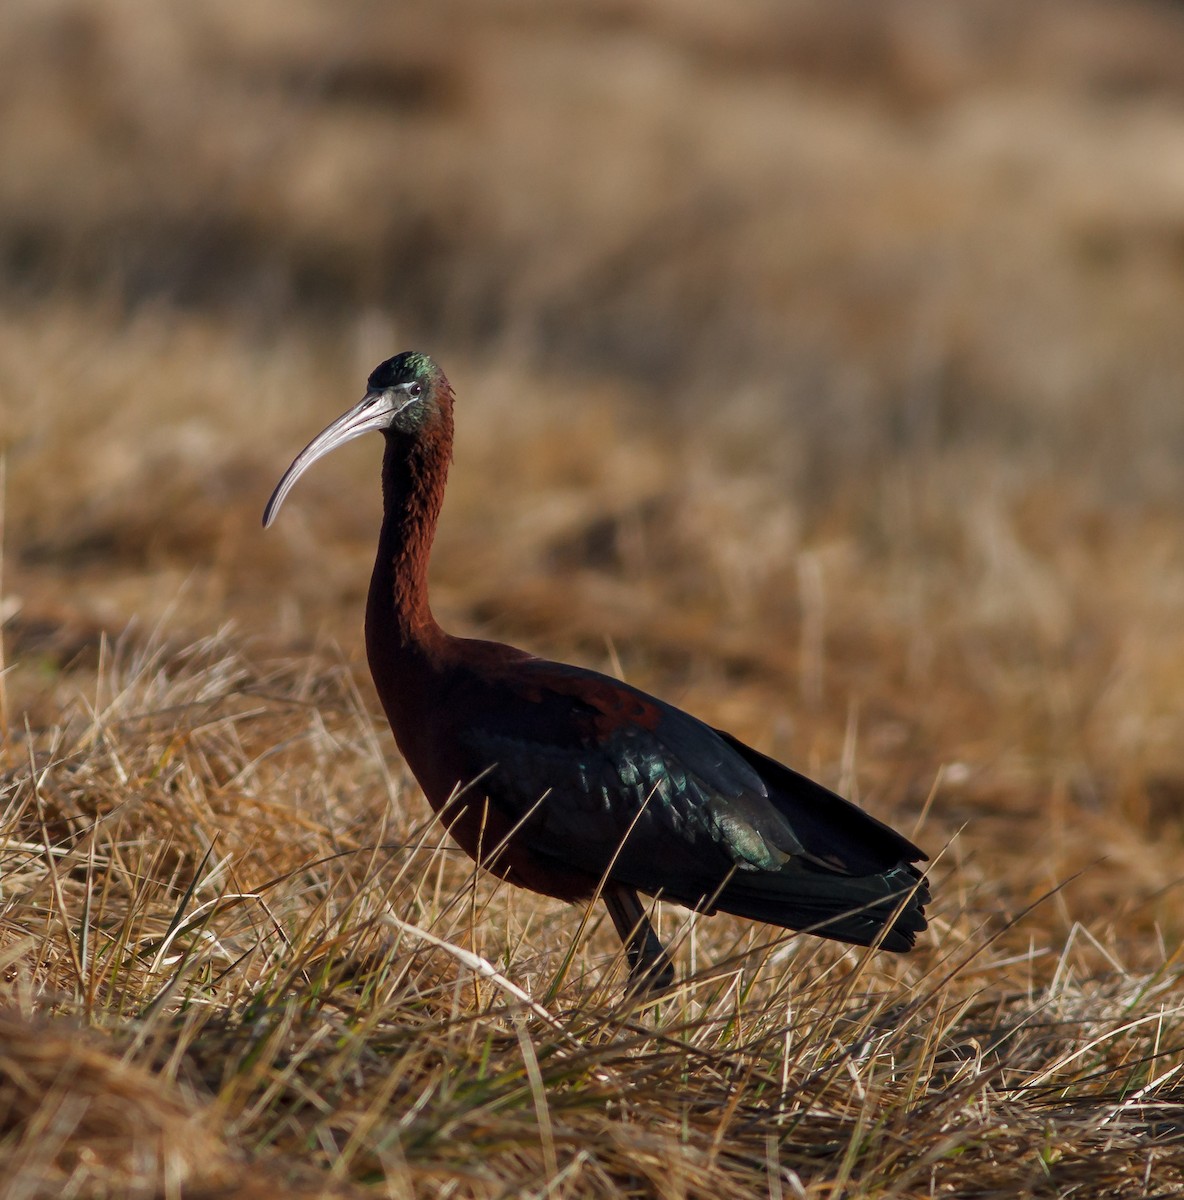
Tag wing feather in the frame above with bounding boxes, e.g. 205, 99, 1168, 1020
450, 658, 927, 947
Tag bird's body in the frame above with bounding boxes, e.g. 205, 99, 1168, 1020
265, 352, 929, 994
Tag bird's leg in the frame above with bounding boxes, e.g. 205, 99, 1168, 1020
604, 884, 675, 998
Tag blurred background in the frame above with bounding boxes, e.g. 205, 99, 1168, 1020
4, 0, 1184, 942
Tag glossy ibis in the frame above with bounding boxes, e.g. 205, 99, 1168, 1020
264, 353, 929, 996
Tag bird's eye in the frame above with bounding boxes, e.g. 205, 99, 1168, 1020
408, 382, 423, 399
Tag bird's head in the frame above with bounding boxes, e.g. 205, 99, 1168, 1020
263, 351, 451, 527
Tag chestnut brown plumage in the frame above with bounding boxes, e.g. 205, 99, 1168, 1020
264, 352, 929, 996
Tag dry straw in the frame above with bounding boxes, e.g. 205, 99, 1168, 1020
2, 628, 1182, 1197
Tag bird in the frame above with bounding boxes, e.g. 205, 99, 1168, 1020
264, 352, 929, 997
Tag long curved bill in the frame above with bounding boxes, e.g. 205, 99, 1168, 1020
263, 389, 398, 527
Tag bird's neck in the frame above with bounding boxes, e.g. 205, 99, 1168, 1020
366, 425, 452, 656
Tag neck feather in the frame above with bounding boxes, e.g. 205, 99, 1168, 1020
366, 421, 452, 652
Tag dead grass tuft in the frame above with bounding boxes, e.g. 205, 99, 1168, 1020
0, 1007, 226, 1198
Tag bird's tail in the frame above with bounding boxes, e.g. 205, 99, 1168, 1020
714, 862, 929, 952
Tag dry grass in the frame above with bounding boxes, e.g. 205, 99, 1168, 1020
3, 626, 1183, 1198
4, 0, 1184, 1195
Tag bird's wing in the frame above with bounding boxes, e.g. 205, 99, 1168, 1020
452, 659, 891, 898
710, 728, 927, 870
